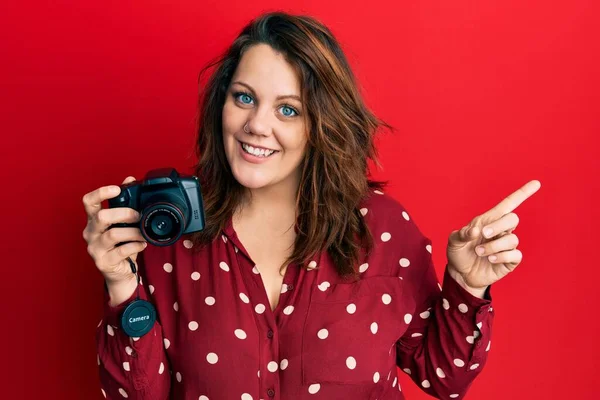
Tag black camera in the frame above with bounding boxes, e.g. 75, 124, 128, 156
108, 168, 206, 246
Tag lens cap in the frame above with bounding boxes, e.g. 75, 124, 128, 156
120, 299, 157, 337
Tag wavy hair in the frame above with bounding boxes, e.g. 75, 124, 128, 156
189, 11, 391, 280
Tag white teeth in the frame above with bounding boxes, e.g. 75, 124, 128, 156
241, 142, 275, 157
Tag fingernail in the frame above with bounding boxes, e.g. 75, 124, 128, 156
476, 246, 485, 256
483, 227, 493, 238
488, 255, 497, 262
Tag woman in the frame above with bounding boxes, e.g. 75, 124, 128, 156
82, 11, 540, 400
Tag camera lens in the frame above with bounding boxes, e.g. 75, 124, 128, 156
140, 203, 185, 246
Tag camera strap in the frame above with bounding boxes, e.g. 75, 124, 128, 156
119, 256, 157, 338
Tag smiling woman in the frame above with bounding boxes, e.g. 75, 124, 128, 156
94, 11, 497, 400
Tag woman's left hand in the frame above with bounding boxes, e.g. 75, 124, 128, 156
446, 180, 542, 293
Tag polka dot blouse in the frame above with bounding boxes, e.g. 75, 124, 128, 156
96, 191, 493, 399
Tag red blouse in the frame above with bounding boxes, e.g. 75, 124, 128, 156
96, 191, 493, 400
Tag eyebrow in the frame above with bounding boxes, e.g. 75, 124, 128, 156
231, 81, 302, 102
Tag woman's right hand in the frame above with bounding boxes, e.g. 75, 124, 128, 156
82, 176, 148, 286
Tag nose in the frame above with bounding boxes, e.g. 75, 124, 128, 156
244, 108, 272, 137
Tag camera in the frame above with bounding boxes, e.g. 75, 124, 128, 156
107, 167, 206, 246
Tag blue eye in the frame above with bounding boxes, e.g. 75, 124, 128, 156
280, 106, 298, 117
234, 92, 254, 105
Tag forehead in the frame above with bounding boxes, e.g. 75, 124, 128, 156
232, 44, 301, 96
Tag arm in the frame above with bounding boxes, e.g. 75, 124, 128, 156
95, 252, 171, 400
395, 236, 494, 399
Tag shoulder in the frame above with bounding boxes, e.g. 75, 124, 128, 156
359, 189, 433, 276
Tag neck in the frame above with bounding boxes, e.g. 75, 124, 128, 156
236, 174, 300, 231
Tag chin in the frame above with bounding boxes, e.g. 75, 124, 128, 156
231, 168, 275, 189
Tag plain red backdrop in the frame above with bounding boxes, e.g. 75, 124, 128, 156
1, 0, 598, 399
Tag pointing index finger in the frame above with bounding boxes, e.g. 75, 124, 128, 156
488, 180, 541, 218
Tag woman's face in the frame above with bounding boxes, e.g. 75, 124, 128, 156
222, 43, 308, 191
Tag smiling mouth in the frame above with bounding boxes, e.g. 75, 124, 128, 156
238, 140, 279, 158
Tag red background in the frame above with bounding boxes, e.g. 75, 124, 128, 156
2, 0, 598, 399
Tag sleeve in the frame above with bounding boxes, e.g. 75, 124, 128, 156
395, 235, 494, 399
95, 251, 171, 400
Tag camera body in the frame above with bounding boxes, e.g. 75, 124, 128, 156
108, 168, 206, 246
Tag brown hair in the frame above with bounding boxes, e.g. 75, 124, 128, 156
189, 11, 392, 280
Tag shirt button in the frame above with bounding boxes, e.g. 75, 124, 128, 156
267, 330, 274, 339
287, 284, 294, 290
267, 388, 275, 397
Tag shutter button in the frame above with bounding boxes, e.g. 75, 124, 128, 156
267, 388, 275, 397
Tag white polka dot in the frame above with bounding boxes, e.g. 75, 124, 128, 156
370, 322, 378, 334
283, 305, 294, 315
97, 319, 103, 328
442, 298, 450, 310
132, 336, 140, 341
188, 321, 199, 331
101, 388, 106, 398
438, 282, 442, 291
381, 232, 391, 242
399, 258, 410, 267
308, 384, 320, 394
257, 370, 260, 378
422, 380, 430, 388
307, 260, 317, 270
199, 396, 209, 400
450, 395, 459, 399
318, 281, 330, 291
163, 263, 173, 273
163, 338, 170, 349
255, 304, 266, 314
402, 211, 410, 221
241, 394, 252, 400
235, 329, 247, 339
466, 336, 475, 344
346, 356, 357, 369
458, 303, 468, 313
473, 330, 480, 338
281, 283, 289, 293
318, 328, 329, 339
373, 372, 380, 383
470, 363, 480, 370
158, 362, 164, 374
388, 370, 392, 380
207, 352, 218, 364
176, 372, 182, 382
404, 313, 412, 324
436, 367, 446, 378
403, 368, 411, 375
107, 325, 114, 336
411, 332, 423, 337
252, 266, 260, 274
267, 361, 278, 372
173, 302, 179, 311
453, 358, 465, 367
222, 234, 227, 243
183, 240, 193, 248
239, 293, 250, 303
374, 190, 384, 195
118, 388, 128, 398
476, 321, 483, 330
234, 246, 238, 253
205, 296, 215, 306
426, 244, 432, 253
125, 346, 133, 355
393, 376, 397, 387
420, 310, 430, 319
360, 208, 368, 216
280, 359, 289, 370
486, 340, 491, 351
359, 263, 369, 273
382, 294, 392, 304
191, 271, 201, 280
219, 261, 230, 272
149, 285, 155, 294
346, 303, 357, 314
